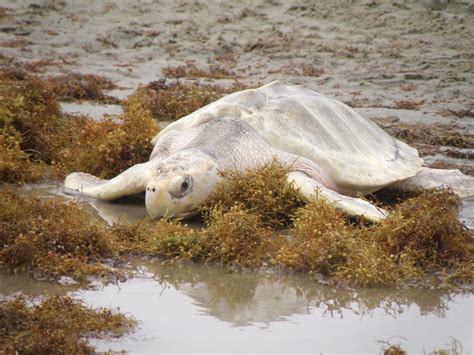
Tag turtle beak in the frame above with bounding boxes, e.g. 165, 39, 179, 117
145, 182, 172, 219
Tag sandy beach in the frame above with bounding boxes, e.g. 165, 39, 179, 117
1, 1, 472, 115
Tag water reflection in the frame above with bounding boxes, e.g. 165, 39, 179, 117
21, 182, 147, 225
144, 262, 463, 326
0, 269, 82, 297
460, 197, 474, 229
79, 261, 472, 353
1, 262, 471, 353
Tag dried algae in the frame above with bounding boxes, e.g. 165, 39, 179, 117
0, 189, 117, 281
46, 72, 120, 103
112, 219, 197, 260
127, 79, 248, 122
0, 129, 44, 183
197, 205, 276, 269
162, 63, 238, 79
53, 92, 157, 179
0, 69, 157, 181
201, 161, 304, 227
0, 295, 135, 354
198, 163, 471, 287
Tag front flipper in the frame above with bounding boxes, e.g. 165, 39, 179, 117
64, 162, 153, 201
288, 171, 388, 222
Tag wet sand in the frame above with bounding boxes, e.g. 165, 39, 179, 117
2, 0, 472, 167
1, 1, 472, 116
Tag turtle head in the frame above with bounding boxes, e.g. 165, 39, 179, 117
145, 151, 220, 219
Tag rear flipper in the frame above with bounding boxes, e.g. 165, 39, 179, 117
391, 167, 474, 198
64, 162, 152, 201
288, 171, 388, 222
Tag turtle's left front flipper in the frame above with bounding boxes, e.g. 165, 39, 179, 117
288, 171, 388, 222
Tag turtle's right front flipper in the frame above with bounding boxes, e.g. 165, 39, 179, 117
64, 162, 152, 201
288, 171, 388, 222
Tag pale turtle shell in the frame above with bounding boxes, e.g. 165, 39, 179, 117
154, 81, 424, 195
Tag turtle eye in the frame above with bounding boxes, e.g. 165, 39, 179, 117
170, 175, 192, 198
181, 180, 189, 192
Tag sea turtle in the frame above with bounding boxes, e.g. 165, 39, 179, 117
64, 81, 474, 222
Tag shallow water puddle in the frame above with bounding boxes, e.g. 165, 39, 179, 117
460, 197, 474, 229
21, 182, 147, 224
84, 263, 473, 353
2, 263, 471, 353
60, 102, 123, 121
